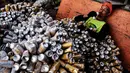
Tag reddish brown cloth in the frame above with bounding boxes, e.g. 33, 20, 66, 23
56, 0, 130, 71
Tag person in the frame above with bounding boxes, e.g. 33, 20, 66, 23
74, 2, 112, 40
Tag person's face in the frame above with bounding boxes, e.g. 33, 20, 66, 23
99, 6, 109, 17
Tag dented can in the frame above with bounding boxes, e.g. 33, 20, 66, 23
64, 47, 72, 53
60, 60, 79, 73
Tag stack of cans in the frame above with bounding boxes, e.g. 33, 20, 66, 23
0, 1, 123, 73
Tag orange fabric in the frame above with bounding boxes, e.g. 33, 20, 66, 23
56, 0, 130, 71
102, 2, 112, 15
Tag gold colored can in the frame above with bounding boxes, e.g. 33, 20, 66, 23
73, 54, 82, 59
73, 63, 85, 70
49, 61, 60, 73
22, 50, 29, 62
5, 4, 10, 12
60, 60, 79, 73
66, 58, 75, 64
62, 42, 72, 48
64, 47, 72, 53
61, 53, 72, 61
59, 67, 67, 73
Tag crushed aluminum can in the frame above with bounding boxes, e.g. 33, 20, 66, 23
65, 58, 75, 64
61, 53, 72, 61
59, 67, 67, 73
64, 47, 72, 53
62, 42, 72, 48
